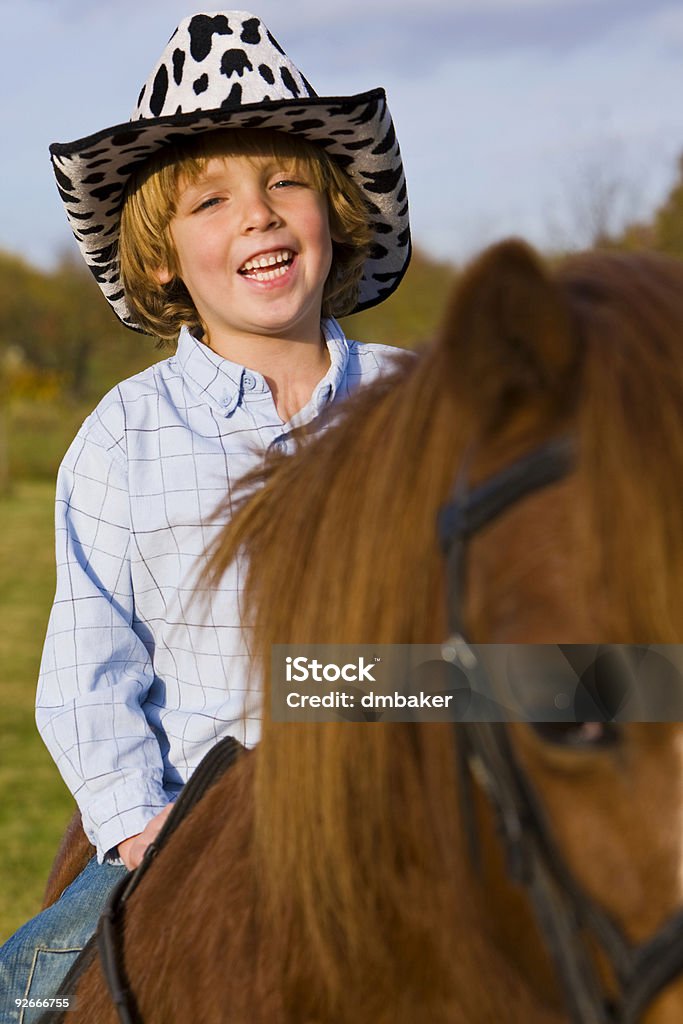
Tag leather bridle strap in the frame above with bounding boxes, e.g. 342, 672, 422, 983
459, 720, 683, 1024
97, 735, 245, 1024
458, 721, 616, 1023
437, 435, 575, 638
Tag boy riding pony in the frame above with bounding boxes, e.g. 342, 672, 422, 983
0, 10, 410, 1020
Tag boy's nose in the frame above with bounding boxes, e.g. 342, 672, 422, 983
240, 192, 281, 233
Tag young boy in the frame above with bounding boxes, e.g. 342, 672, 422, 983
0, 9, 410, 1020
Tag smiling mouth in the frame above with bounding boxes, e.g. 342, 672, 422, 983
238, 249, 295, 281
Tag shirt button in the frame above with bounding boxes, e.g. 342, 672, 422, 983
243, 373, 256, 391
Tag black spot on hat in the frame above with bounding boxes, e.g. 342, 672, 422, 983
53, 165, 74, 191
280, 66, 300, 98
236, 114, 269, 128
172, 48, 185, 86
82, 172, 106, 185
149, 63, 169, 117
137, 84, 146, 107
350, 102, 377, 127
56, 185, 80, 206
361, 166, 403, 195
331, 153, 354, 170
116, 160, 149, 177
240, 17, 261, 44
110, 130, 143, 146
91, 244, 116, 263
289, 118, 324, 131
194, 74, 209, 95
300, 74, 317, 97
221, 48, 253, 78
188, 13, 233, 62
371, 121, 396, 156
69, 210, 95, 221
344, 138, 373, 151
397, 227, 410, 247
220, 82, 243, 109
258, 63, 275, 85
91, 183, 124, 202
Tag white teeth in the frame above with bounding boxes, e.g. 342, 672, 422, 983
253, 265, 288, 282
240, 249, 294, 273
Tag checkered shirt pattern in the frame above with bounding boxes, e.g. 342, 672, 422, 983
36, 319, 400, 861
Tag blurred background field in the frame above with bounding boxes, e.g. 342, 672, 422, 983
1, 152, 683, 941
0, 482, 74, 939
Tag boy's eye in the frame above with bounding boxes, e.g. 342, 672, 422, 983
271, 178, 305, 190
195, 196, 223, 212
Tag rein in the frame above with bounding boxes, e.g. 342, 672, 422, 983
95, 736, 243, 1024
438, 436, 683, 1023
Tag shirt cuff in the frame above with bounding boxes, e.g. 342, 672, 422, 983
82, 782, 171, 864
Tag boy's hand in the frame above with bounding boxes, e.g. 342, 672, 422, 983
117, 803, 174, 870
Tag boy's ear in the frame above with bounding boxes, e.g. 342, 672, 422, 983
154, 265, 174, 286
444, 238, 578, 427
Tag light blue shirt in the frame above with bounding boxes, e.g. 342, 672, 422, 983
36, 320, 401, 862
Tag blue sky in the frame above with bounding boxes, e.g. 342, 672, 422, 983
2, 0, 683, 269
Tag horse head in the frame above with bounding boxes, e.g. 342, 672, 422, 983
441, 240, 683, 1024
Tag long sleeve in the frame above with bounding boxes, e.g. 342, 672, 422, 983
36, 402, 169, 863
35, 326, 403, 862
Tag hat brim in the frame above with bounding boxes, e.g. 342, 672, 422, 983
50, 88, 411, 332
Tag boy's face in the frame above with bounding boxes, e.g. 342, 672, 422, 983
158, 153, 333, 353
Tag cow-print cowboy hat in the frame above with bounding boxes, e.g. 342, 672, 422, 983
49, 9, 411, 333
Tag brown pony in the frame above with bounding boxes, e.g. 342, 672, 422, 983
49, 240, 683, 1023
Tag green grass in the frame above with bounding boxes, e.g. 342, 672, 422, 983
7, 400, 91, 482
0, 481, 75, 942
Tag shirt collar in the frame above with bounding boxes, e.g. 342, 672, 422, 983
174, 327, 244, 416
288, 318, 349, 429
173, 320, 350, 422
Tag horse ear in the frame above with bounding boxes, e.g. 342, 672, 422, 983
444, 239, 577, 426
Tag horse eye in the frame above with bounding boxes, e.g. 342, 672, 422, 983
529, 721, 621, 749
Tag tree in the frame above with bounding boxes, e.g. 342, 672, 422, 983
652, 153, 683, 258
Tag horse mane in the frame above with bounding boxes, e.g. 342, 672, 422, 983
205, 241, 683, 1018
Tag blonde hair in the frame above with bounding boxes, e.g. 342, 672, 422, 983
118, 129, 373, 341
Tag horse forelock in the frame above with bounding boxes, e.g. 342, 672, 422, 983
565, 249, 683, 642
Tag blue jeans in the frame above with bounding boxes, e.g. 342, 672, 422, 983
0, 858, 127, 1024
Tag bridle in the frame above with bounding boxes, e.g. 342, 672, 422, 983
438, 434, 683, 1024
